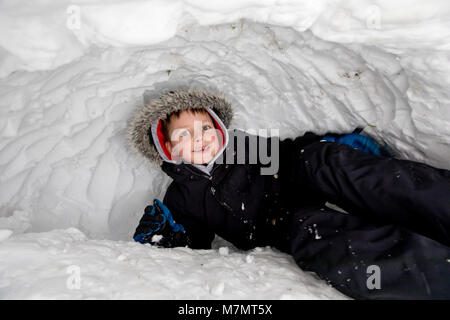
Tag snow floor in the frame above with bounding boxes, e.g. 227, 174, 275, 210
0, 227, 347, 299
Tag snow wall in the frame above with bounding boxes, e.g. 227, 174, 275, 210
1, 0, 449, 240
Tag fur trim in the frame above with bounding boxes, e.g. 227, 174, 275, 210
127, 88, 234, 166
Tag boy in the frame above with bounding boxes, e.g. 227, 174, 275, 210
128, 88, 450, 299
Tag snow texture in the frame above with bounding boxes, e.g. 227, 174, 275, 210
0, 227, 347, 299
0, 0, 449, 299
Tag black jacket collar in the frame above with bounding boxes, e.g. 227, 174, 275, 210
161, 161, 219, 182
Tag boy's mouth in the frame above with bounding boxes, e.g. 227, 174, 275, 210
193, 145, 211, 153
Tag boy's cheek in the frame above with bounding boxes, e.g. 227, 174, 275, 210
204, 129, 218, 141
169, 142, 186, 159
205, 132, 221, 147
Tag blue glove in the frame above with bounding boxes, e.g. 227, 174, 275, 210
322, 133, 391, 157
133, 199, 189, 248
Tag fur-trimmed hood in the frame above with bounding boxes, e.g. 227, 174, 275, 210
127, 88, 234, 168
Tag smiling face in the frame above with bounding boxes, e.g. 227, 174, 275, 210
164, 109, 221, 164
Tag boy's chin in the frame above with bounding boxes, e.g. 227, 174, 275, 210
190, 156, 213, 165
188, 152, 216, 165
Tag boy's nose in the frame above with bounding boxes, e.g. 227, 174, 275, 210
193, 132, 204, 146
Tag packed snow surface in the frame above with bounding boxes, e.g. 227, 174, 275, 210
0, 0, 449, 299
0, 227, 347, 299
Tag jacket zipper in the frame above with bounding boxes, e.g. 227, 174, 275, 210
184, 163, 222, 180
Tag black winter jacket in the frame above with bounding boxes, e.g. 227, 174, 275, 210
161, 129, 325, 251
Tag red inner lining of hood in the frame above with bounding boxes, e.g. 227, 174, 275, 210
156, 115, 225, 161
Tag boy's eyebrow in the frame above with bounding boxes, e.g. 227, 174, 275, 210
173, 120, 214, 128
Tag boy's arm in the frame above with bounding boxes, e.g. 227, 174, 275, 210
229, 129, 323, 166
133, 199, 189, 248
163, 183, 215, 250
282, 131, 323, 151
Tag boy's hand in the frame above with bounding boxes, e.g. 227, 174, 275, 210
133, 199, 190, 248
322, 132, 393, 157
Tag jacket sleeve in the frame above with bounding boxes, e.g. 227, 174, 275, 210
280, 131, 324, 151
163, 182, 216, 250
229, 129, 324, 162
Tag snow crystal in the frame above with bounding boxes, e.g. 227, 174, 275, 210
218, 247, 229, 256
151, 234, 163, 243
314, 230, 322, 240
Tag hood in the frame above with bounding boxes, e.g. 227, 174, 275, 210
127, 88, 234, 168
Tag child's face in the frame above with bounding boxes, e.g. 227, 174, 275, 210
164, 110, 221, 164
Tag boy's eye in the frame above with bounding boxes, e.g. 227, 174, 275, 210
203, 125, 211, 131
180, 130, 190, 136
